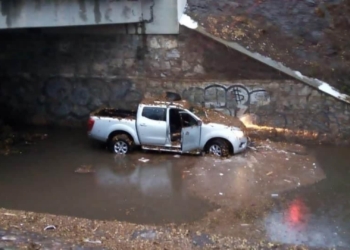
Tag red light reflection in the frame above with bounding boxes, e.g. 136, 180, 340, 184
285, 199, 309, 227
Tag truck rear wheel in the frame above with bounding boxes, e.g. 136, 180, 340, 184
109, 134, 133, 154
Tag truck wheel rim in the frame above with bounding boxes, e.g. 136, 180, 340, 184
114, 141, 128, 154
209, 144, 222, 156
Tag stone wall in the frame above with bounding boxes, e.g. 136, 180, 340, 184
0, 27, 349, 144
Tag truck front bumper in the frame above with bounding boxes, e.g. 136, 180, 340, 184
233, 136, 248, 154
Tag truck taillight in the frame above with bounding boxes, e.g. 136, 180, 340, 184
87, 117, 95, 132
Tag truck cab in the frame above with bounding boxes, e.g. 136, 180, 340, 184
136, 103, 203, 153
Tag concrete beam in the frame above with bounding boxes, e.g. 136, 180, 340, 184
0, 0, 181, 34
0, 0, 142, 29
0, 0, 145, 28
143, 0, 179, 34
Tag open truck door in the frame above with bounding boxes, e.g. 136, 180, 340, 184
180, 112, 201, 152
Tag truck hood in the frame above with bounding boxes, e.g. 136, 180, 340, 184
202, 122, 242, 131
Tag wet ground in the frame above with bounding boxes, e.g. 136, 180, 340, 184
0, 128, 350, 249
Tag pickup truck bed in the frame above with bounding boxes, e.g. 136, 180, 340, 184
92, 108, 136, 119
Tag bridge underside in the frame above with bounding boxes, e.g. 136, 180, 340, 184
0, 0, 182, 34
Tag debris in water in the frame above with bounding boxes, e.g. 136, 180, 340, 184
284, 179, 292, 183
44, 225, 57, 231
1, 235, 16, 241
174, 155, 181, 158
266, 171, 273, 176
248, 146, 257, 151
219, 173, 224, 176
138, 157, 149, 163
83, 239, 102, 244
219, 192, 223, 195
3, 212, 16, 216
241, 224, 250, 227
75, 165, 95, 174
271, 194, 279, 197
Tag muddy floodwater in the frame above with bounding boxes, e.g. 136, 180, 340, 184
0, 128, 350, 249
0, 128, 216, 224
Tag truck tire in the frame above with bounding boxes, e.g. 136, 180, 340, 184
109, 134, 133, 154
206, 139, 230, 157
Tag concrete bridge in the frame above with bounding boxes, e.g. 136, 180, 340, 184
0, 0, 186, 34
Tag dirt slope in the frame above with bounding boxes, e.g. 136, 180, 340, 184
187, 0, 350, 93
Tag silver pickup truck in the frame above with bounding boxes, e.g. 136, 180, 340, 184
87, 99, 248, 157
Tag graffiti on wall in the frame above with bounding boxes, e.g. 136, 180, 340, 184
182, 84, 271, 118
182, 83, 341, 134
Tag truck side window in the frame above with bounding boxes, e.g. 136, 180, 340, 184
142, 107, 166, 121
181, 113, 198, 127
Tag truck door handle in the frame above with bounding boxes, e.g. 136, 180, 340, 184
185, 132, 189, 135
140, 123, 146, 127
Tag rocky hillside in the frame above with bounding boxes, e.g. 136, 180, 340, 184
187, 0, 350, 93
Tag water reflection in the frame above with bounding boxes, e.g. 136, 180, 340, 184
0, 133, 215, 224
95, 155, 183, 198
264, 198, 347, 248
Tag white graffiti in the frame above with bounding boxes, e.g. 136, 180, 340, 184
182, 84, 271, 117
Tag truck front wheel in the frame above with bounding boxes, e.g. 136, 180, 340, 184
109, 134, 133, 154
206, 139, 230, 157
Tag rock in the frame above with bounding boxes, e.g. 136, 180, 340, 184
194, 64, 205, 74
325, 45, 338, 56
181, 61, 191, 71
109, 80, 132, 100
305, 0, 316, 7
131, 230, 157, 240
191, 233, 213, 247
58, 117, 82, 127
59, 63, 75, 77
124, 90, 143, 103
45, 78, 71, 100
162, 38, 178, 49
148, 37, 161, 49
28, 242, 42, 250
109, 58, 123, 68
49, 102, 71, 117
309, 31, 324, 45
71, 106, 90, 118
31, 115, 47, 126
125, 59, 135, 68
88, 98, 104, 110
171, 67, 182, 74
298, 86, 312, 96
150, 61, 160, 69
87, 79, 110, 102
71, 87, 90, 106
166, 49, 180, 59
92, 63, 108, 75
37, 95, 46, 105
161, 61, 171, 70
